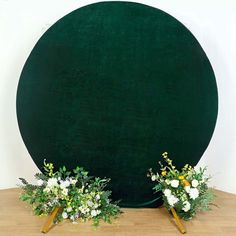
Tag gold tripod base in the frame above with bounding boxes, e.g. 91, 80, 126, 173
170, 208, 186, 234
41, 207, 60, 234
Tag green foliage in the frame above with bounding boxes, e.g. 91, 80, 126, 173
148, 152, 215, 220
19, 160, 121, 226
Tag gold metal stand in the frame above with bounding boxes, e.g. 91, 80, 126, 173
41, 207, 60, 234
170, 208, 186, 234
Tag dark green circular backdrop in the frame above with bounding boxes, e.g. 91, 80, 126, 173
17, 1, 218, 207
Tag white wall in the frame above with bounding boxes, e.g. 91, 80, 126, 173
0, 0, 236, 193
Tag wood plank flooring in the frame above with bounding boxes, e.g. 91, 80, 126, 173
0, 188, 236, 236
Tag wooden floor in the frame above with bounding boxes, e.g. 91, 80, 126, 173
0, 188, 236, 236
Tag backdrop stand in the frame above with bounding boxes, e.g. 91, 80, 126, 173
170, 208, 186, 234
41, 207, 60, 234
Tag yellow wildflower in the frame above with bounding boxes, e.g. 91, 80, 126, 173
161, 171, 167, 176
178, 176, 184, 180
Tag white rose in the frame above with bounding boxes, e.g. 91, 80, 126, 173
163, 189, 172, 197
182, 201, 191, 212
191, 179, 199, 188
62, 212, 68, 219
91, 210, 97, 217
167, 195, 179, 207
47, 178, 58, 188
60, 180, 70, 189
170, 180, 179, 188
189, 188, 199, 200
37, 179, 44, 186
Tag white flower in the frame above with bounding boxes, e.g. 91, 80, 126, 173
191, 179, 199, 188
95, 194, 100, 200
163, 189, 172, 197
52, 199, 58, 204
43, 187, 50, 193
62, 188, 68, 196
167, 195, 179, 207
80, 207, 89, 214
182, 201, 191, 212
189, 188, 199, 200
62, 212, 68, 219
91, 209, 97, 217
151, 175, 157, 181
96, 210, 101, 215
87, 201, 94, 207
184, 186, 190, 193
60, 180, 70, 189
47, 178, 58, 188
67, 207, 72, 212
37, 179, 44, 186
170, 180, 179, 188
165, 179, 171, 185
79, 207, 85, 214
70, 179, 77, 185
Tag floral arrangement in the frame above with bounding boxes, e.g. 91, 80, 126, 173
19, 160, 121, 227
148, 152, 215, 220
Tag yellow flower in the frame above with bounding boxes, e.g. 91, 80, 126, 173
178, 175, 184, 180
161, 171, 167, 176
183, 179, 190, 187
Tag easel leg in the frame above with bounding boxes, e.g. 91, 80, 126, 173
41, 207, 60, 233
170, 208, 186, 234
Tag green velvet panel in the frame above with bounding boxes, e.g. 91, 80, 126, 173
16, 2, 218, 207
